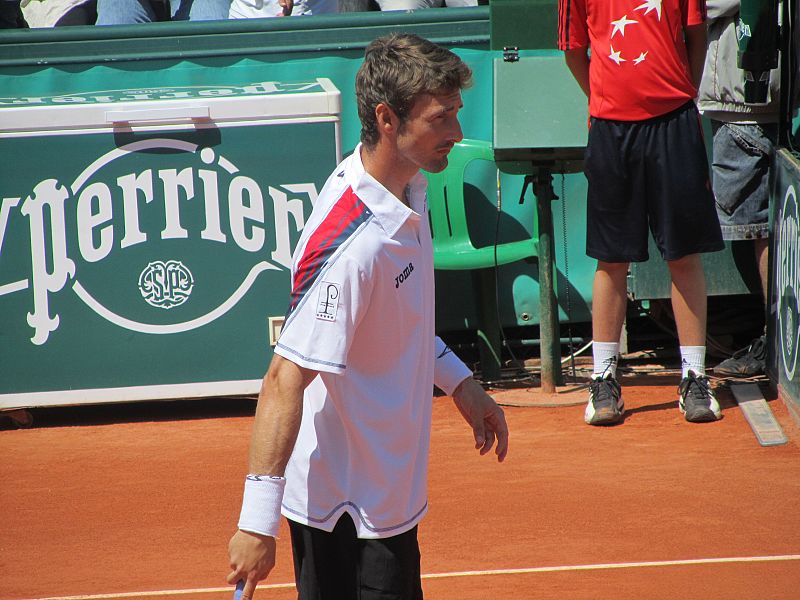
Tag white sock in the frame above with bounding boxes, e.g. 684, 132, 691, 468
592, 341, 619, 379
680, 346, 706, 378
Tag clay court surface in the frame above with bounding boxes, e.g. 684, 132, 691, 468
2, 372, 800, 600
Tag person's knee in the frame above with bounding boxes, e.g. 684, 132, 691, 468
596, 260, 629, 278
667, 253, 702, 275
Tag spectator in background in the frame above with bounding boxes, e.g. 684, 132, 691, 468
20, 0, 96, 26
227, 0, 479, 15
96, 0, 230, 24
229, 0, 337, 18
0, 0, 25, 27
374, 0, 475, 9
699, 0, 779, 379
339, 0, 368, 10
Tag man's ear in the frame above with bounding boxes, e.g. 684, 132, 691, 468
375, 103, 398, 137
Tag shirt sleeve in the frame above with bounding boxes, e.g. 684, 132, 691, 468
433, 336, 473, 396
275, 252, 373, 375
558, 0, 589, 51
685, 0, 708, 26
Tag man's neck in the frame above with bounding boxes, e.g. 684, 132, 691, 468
360, 144, 417, 207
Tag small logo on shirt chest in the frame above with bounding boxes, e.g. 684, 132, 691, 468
316, 282, 340, 321
395, 262, 415, 289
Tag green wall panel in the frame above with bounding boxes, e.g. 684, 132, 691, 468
0, 7, 600, 404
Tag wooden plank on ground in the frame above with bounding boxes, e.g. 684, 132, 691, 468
730, 383, 788, 447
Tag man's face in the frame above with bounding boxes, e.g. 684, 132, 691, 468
395, 89, 464, 174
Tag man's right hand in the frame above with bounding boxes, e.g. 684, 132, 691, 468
227, 530, 277, 600
278, 0, 294, 16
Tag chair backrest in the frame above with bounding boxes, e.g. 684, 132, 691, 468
425, 139, 537, 270
426, 139, 493, 265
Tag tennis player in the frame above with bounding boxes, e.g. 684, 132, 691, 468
227, 33, 509, 600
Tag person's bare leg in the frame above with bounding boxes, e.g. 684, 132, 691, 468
592, 261, 629, 343
755, 237, 769, 307
585, 261, 628, 425
667, 254, 706, 347
668, 254, 720, 422
713, 239, 770, 378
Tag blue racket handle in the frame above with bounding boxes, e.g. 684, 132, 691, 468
234, 579, 245, 600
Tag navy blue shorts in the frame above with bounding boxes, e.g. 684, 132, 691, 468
584, 101, 724, 262
289, 513, 424, 600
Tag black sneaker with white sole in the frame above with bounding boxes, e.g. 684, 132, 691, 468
584, 373, 624, 425
678, 370, 721, 423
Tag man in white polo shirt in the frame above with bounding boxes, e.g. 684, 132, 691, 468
227, 33, 509, 600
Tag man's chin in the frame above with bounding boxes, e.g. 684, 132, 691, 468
424, 158, 449, 174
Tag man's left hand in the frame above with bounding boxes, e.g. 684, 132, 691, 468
451, 377, 509, 462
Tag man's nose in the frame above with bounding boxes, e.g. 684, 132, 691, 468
450, 119, 464, 144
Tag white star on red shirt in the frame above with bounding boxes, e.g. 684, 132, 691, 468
609, 45, 626, 65
633, 51, 648, 65
635, 0, 662, 20
610, 14, 638, 38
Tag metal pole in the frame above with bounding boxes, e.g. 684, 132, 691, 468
534, 167, 563, 393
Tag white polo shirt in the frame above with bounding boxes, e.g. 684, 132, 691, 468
274, 144, 472, 539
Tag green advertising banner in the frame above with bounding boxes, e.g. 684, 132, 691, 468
770, 149, 800, 421
0, 79, 340, 407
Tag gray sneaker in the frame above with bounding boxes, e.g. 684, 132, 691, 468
584, 373, 624, 425
678, 370, 721, 423
713, 336, 766, 378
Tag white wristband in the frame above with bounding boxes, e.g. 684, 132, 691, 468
237, 475, 286, 538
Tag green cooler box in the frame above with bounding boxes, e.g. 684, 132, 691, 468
0, 77, 341, 409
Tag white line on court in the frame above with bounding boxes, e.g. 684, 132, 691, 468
34, 554, 800, 600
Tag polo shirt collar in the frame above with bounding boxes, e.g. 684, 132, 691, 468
347, 143, 428, 238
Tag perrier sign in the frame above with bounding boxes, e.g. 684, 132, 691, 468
0, 79, 341, 406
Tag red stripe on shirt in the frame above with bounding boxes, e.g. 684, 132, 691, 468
291, 186, 367, 306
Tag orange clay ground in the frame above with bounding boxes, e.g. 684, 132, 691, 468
1, 371, 799, 600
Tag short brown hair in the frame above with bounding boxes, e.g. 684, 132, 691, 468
356, 33, 473, 148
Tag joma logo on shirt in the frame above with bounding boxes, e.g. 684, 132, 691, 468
395, 262, 414, 288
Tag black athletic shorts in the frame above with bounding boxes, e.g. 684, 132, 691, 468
289, 513, 424, 600
584, 100, 724, 262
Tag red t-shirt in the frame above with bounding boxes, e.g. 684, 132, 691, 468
558, 0, 705, 121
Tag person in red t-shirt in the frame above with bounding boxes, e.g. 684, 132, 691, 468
558, 0, 725, 425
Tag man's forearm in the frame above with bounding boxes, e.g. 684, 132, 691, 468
247, 356, 315, 476
684, 24, 708, 91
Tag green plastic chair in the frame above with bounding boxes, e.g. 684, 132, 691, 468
425, 139, 539, 380
426, 139, 538, 269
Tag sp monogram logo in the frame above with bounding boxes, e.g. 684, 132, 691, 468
138, 260, 195, 309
